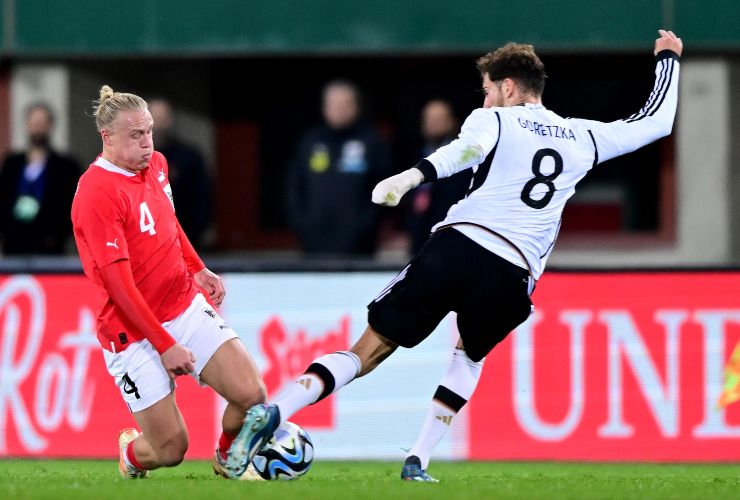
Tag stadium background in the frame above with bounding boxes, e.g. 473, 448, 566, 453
1, 0, 740, 464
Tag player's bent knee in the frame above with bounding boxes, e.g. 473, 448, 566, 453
242, 380, 267, 407
157, 444, 188, 467
229, 379, 267, 411
158, 452, 185, 468
155, 433, 189, 467
252, 381, 267, 405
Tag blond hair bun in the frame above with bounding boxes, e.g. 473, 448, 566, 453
98, 85, 115, 104
92, 84, 147, 131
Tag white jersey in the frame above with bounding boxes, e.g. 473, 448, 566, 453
418, 51, 680, 280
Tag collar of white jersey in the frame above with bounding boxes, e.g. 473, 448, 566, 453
94, 156, 136, 177
516, 103, 544, 109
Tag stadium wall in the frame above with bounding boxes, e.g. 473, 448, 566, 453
1, 0, 739, 55
1, 271, 739, 462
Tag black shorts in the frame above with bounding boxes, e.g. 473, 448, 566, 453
367, 228, 532, 362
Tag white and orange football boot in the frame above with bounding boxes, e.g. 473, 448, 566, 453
212, 448, 264, 481
118, 428, 149, 479
212, 449, 230, 479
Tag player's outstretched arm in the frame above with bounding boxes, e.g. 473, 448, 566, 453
372, 108, 499, 207
371, 168, 425, 207
99, 259, 195, 378
177, 221, 205, 275
655, 29, 683, 57
574, 29, 682, 165
175, 221, 226, 306
194, 268, 226, 307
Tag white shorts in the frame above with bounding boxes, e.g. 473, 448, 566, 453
103, 293, 238, 412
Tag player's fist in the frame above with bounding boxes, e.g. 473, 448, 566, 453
371, 168, 425, 207
161, 344, 196, 379
655, 29, 683, 57
194, 268, 226, 307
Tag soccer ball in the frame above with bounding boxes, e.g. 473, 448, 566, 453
243, 421, 314, 480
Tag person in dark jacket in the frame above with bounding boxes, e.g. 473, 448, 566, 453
0, 103, 81, 255
407, 100, 472, 254
149, 98, 212, 249
287, 80, 391, 256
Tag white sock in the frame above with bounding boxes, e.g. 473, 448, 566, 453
273, 351, 361, 426
407, 348, 484, 469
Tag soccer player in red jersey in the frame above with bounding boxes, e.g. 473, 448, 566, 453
72, 85, 264, 479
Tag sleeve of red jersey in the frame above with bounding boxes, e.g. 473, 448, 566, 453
99, 259, 176, 354
73, 185, 131, 268
157, 151, 207, 275
177, 221, 206, 275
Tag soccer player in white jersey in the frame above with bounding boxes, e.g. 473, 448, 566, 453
225, 30, 683, 481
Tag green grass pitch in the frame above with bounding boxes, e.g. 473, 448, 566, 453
1, 459, 738, 499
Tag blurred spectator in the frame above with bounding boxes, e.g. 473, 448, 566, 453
286, 80, 391, 256
0, 103, 80, 255
407, 100, 472, 253
149, 98, 212, 248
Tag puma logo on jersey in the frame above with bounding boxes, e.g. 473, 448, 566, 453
157, 169, 166, 182
106, 239, 119, 249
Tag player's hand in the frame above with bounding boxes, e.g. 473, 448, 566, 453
194, 268, 226, 307
160, 344, 196, 379
655, 29, 683, 57
371, 168, 425, 207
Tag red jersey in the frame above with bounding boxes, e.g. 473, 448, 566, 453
72, 152, 197, 352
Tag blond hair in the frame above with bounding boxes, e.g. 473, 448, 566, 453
93, 85, 148, 131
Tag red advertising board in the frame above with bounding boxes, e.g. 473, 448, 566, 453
259, 315, 348, 429
0, 275, 217, 459
468, 272, 740, 461
2, 272, 740, 461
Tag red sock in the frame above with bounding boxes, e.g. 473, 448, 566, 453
218, 430, 238, 460
126, 441, 145, 470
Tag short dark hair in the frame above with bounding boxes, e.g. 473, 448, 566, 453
476, 43, 546, 96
